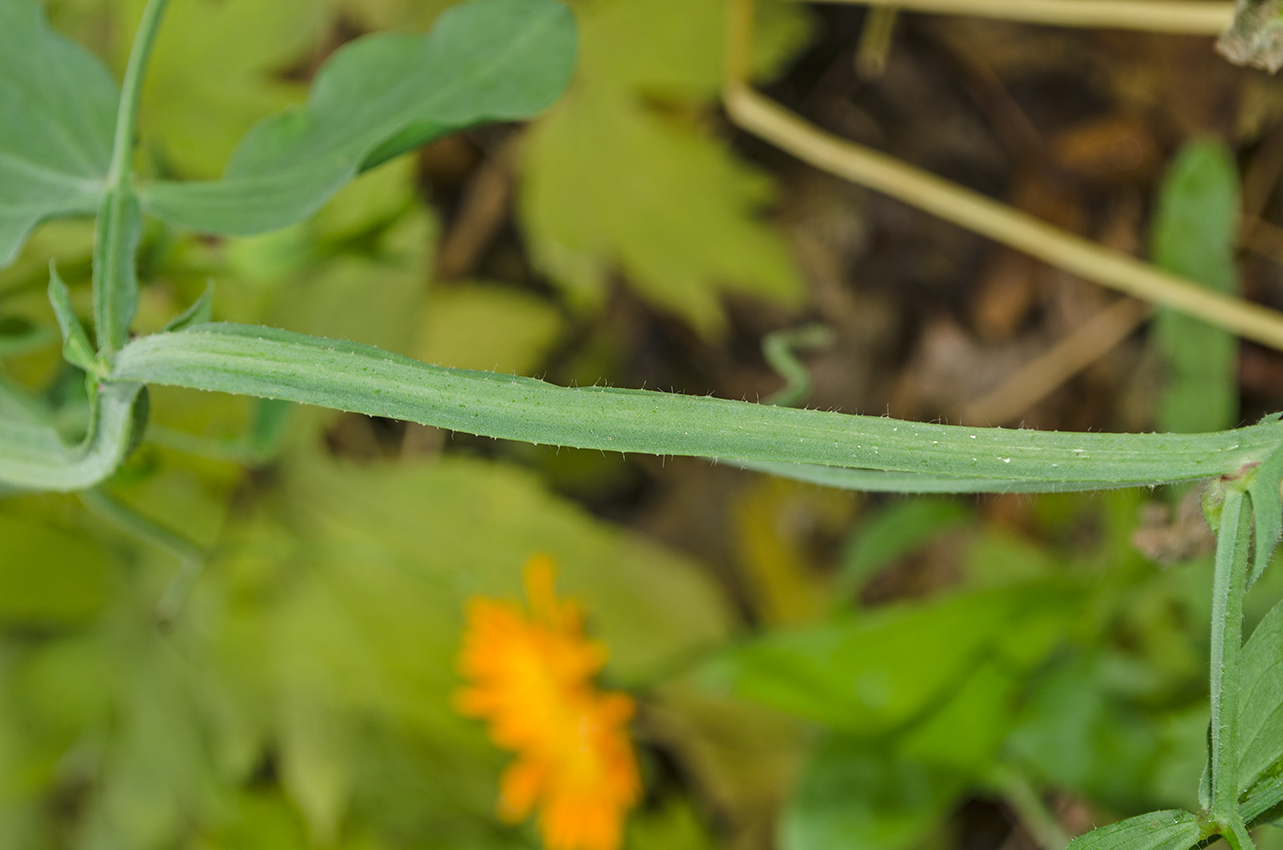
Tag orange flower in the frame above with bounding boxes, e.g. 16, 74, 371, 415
457, 555, 641, 850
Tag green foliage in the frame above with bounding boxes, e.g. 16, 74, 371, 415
1064, 810, 1205, 850
521, 0, 808, 335
415, 284, 564, 375
1150, 140, 1241, 434
3, 2, 1283, 849
0, 0, 119, 265
705, 581, 1078, 732
141, 0, 576, 236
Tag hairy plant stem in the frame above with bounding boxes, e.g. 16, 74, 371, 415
1209, 489, 1255, 848
94, 0, 169, 358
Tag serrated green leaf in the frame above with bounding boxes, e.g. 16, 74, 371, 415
107, 323, 1283, 489
523, 85, 801, 336
140, 0, 576, 236
0, 0, 119, 267
520, 0, 807, 335
47, 263, 100, 375
1150, 140, 1240, 434
1239, 597, 1283, 792
1066, 810, 1204, 850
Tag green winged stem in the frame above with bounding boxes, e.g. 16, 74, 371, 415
108, 323, 1283, 491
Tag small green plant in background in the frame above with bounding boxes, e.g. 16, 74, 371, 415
3, 0, 1283, 849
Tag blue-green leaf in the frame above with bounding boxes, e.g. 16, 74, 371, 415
0, 0, 119, 266
1065, 810, 1204, 850
139, 0, 576, 236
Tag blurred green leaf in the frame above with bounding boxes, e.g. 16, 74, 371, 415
625, 801, 717, 850
195, 450, 735, 844
1064, 809, 1202, 850
332, 0, 459, 34
279, 698, 356, 845
0, 0, 118, 267
706, 582, 1077, 733
521, 0, 807, 335
87, 623, 226, 850
194, 791, 310, 850
121, 0, 323, 180
280, 452, 734, 682
0, 315, 55, 360
414, 283, 564, 376
898, 661, 1017, 773
1150, 140, 1240, 434
780, 736, 963, 850
141, 0, 577, 236
1006, 651, 1165, 809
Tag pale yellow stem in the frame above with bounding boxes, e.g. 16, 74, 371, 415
724, 85, 1283, 353
786, 0, 1234, 34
